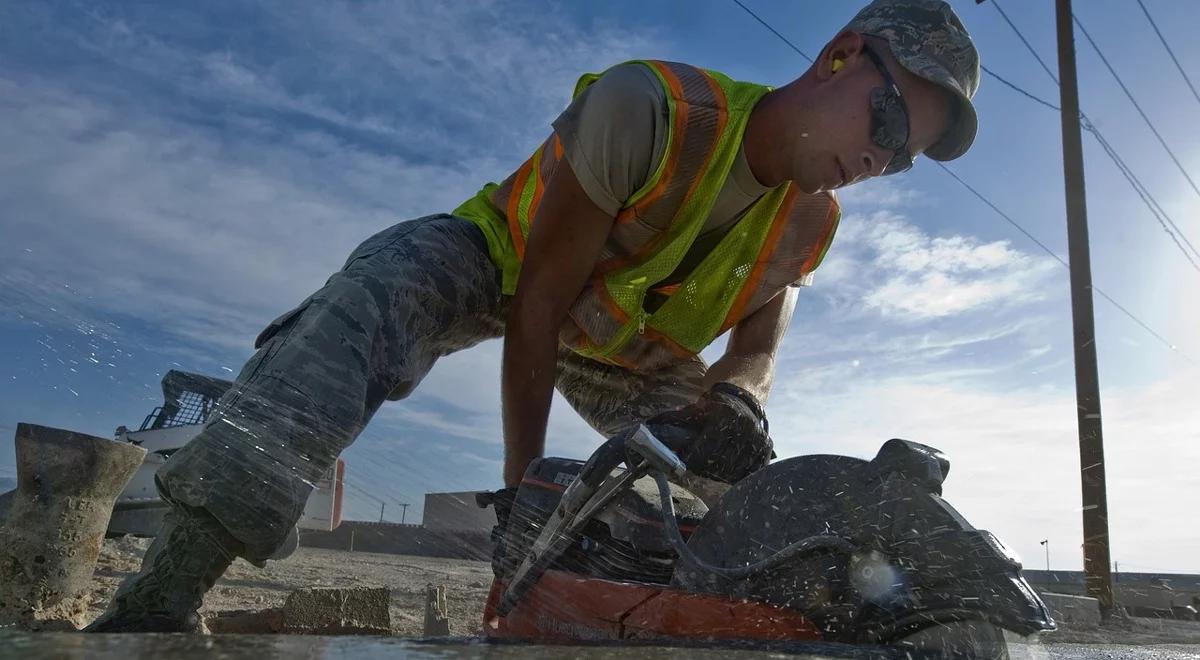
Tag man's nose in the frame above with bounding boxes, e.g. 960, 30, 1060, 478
859, 149, 887, 180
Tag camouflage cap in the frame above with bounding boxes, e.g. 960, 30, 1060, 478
845, 0, 981, 161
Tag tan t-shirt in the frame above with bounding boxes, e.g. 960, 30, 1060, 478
551, 62, 774, 300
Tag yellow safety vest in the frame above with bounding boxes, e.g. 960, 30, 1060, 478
455, 60, 841, 371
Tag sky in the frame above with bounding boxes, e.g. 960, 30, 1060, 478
0, 0, 1198, 574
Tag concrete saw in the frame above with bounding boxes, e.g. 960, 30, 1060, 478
479, 427, 1054, 657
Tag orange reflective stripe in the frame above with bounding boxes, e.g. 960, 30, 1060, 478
602, 69, 727, 274
553, 133, 564, 160
720, 185, 798, 333
658, 65, 727, 235
801, 195, 840, 272
596, 277, 630, 325
621, 61, 688, 221
507, 158, 534, 259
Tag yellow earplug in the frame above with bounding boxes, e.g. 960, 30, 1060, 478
832, 59, 844, 73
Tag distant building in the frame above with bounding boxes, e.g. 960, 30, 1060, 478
422, 491, 494, 532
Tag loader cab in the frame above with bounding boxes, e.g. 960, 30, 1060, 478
109, 370, 345, 559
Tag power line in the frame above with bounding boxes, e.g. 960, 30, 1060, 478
732, 0, 813, 64
981, 64, 1060, 111
1072, 11, 1200, 202
986, 1, 1200, 268
991, 0, 1059, 84
936, 162, 1190, 363
340, 474, 413, 515
932, 162, 1064, 268
728, 0, 1193, 363
1083, 119, 1200, 271
1135, 0, 1200, 108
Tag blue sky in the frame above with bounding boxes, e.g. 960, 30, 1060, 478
1, 0, 1198, 573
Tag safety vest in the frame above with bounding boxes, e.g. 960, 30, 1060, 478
455, 60, 841, 371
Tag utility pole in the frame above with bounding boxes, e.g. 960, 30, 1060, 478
1040, 539, 1050, 572
1054, 0, 1113, 619
399, 502, 410, 525
379, 501, 386, 523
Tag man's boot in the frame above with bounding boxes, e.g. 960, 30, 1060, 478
84, 505, 243, 632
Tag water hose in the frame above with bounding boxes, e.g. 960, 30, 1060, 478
652, 471, 855, 580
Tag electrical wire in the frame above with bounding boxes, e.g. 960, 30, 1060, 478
990, 0, 1059, 84
1083, 119, 1200, 271
1134, 0, 1200, 108
1072, 11, 1200, 202
981, 64, 1060, 111
731, 0, 813, 64
987, 1, 1200, 269
729, 0, 1194, 363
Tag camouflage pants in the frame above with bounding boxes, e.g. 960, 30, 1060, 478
157, 214, 707, 561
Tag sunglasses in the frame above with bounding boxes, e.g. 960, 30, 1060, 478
862, 44, 913, 176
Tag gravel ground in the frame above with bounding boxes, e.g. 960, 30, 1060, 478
90, 536, 1200, 649
91, 536, 494, 636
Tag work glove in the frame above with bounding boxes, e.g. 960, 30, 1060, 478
643, 382, 773, 484
476, 487, 518, 578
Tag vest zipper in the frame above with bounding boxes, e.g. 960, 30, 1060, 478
637, 312, 647, 334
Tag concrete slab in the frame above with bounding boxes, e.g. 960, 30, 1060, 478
280, 586, 391, 635
1041, 592, 1101, 627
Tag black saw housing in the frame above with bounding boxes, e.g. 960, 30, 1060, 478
500, 456, 708, 585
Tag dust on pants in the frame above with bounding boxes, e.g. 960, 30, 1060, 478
156, 214, 706, 562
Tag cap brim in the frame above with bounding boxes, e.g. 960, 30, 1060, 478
883, 45, 979, 161
925, 90, 976, 161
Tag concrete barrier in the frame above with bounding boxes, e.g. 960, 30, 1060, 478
300, 521, 490, 560
1040, 591, 1101, 627
0, 424, 145, 630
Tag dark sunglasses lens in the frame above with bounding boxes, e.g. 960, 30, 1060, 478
870, 86, 912, 176
869, 87, 908, 151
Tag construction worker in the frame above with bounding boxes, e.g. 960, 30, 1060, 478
87, 0, 980, 632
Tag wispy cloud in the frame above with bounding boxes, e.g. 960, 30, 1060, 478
821, 211, 1060, 320
0, 1, 656, 360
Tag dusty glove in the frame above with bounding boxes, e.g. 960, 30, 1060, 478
644, 382, 773, 484
476, 487, 518, 578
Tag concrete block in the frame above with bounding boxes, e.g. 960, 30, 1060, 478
281, 586, 391, 635
1040, 591, 1101, 627
423, 584, 450, 637
0, 424, 145, 630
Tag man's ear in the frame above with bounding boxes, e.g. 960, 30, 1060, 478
817, 30, 867, 81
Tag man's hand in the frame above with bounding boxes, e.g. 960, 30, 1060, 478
477, 487, 519, 578
644, 382, 773, 484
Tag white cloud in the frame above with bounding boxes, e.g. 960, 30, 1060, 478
837, 177, 927, 210
818, 212, 1060, 321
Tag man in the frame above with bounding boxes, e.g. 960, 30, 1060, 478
88, 0, 980, 632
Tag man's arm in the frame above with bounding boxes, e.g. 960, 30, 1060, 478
501, 158, 615, 487
701, 287, 799, 403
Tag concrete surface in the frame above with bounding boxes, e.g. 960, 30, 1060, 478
4, 632, 1200, 660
